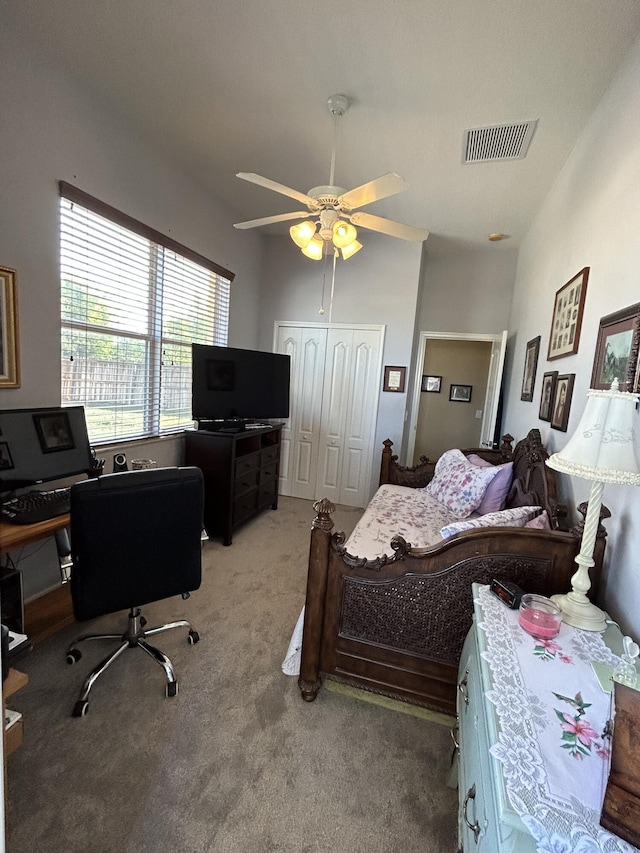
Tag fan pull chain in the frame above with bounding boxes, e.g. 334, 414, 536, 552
319, 251, 329, 315
328, 248, 337, 324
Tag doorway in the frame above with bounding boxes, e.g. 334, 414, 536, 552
407, 331, 507, 464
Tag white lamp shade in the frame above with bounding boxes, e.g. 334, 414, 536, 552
546, 382, 640, 485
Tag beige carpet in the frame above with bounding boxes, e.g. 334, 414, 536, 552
5, 496, 459, 853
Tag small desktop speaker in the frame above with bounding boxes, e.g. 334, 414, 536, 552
113, 452, 128, 473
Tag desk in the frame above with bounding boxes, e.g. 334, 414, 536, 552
0, 515, 74, 644
0, 513, 69, 551
3, 668, 28, 849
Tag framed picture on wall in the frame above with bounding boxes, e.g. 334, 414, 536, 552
521, 336, 540, 402
383, 365, 406, 393
449, 384, 472, 402
550, 374, 575, 431
547, 267, 589, 361
0, 265, 20, 388
421, 374, 442, 393
590, 302, 640, 392
539, 371, 558, 422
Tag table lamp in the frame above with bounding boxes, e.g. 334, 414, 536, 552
546, 378, 640, 631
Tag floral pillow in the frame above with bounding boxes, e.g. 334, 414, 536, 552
467, 454, 514, 515
440, 505, 541, 539
425, 448, 500, 517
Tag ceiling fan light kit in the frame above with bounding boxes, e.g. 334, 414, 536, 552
301, 235, 325, 260
290, 215, 362, 260
332, 220, 357, 248
289, 220, 316, 247
339, 239, 362, 260
234, 94, 429, 260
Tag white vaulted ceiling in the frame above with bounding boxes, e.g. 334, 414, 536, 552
4, 0, 640, 249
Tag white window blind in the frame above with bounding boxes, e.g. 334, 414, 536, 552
59, 183, 233, 444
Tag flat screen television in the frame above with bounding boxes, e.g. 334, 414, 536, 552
191, 344, 291, 424
0, 406, 93, 491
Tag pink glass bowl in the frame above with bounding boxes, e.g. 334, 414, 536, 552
518, 593, 562, 640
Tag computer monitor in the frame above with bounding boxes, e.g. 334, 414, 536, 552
0, 406, 93, 492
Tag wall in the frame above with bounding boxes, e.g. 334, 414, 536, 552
0, 22, 265, 599
417, 236, 517, 335
502, 34, 640, 636
415, 339, 492, 460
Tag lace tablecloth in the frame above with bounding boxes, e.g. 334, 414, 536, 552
475, 584, 639, 853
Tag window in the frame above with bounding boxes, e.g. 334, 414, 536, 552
59, 182, 233, 444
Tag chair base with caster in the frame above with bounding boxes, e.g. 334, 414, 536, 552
66, 605, 200, 717
66, 466, 204, 718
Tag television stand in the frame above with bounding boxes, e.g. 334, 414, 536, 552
184, 424, 282, 545
196, 418, 246, 433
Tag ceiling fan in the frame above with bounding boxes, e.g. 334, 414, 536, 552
233, 94, 429, 260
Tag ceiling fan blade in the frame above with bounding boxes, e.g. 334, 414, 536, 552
236, 173, 317, 208
350, 211, 429, 242
339, 173, 409, 210
233, 211, 311, 229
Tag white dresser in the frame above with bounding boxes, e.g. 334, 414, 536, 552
456, 584, 638, 853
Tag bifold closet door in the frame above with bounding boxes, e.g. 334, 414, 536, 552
316, 328, 381, 507
276, 323, 382, 507
276, 326, 327, 500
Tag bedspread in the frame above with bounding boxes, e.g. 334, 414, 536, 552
343, 483, 461, 558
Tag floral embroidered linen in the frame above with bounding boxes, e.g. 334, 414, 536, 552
439, 505, 540, 539
475, 584, 638, 852
343, 483, 461, 558
425, 448, 500, 517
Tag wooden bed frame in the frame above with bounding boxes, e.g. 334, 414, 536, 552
298, 429, 608, 716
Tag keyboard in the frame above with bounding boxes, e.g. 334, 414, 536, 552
1, 488, 71, 525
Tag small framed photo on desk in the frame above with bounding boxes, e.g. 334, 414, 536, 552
33, 412, 75, 453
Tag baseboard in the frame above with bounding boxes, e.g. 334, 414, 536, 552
324, 680, 456, 727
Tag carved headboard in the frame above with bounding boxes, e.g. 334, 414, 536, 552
379, 429, 568, 529
505, 429, 568, 530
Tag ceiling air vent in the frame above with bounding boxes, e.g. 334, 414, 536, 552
463, 120, 538, 163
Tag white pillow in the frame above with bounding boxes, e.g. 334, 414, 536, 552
425, 448, 500, 518
440, 505, 541, 539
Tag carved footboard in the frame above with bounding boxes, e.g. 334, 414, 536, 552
298, 500, 604, 716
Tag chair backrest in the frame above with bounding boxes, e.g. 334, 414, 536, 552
70, 466, 204, 621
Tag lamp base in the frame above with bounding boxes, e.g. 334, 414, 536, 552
551, 592, 607, 632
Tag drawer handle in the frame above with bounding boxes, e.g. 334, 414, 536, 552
458, 669, 469, 706
463, 783, 481, 843
450, 722, 460, 754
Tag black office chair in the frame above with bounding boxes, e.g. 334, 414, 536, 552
65, 466, 204, 717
